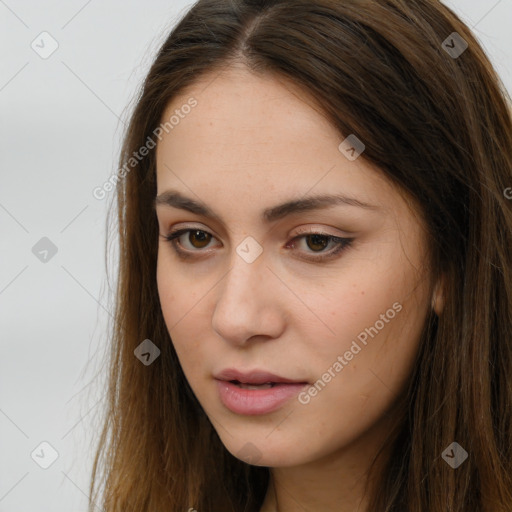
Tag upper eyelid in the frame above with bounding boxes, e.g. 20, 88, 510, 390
166, 227, 350, 249
165, 223, 350, 240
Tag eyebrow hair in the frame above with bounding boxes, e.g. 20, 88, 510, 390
153, 189, 380, 224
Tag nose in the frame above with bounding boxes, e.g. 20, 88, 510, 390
211, 249, 286, 347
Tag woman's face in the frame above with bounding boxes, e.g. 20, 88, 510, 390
155, 65, 441, 468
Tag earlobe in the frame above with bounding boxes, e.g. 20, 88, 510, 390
431, 274, 446, 316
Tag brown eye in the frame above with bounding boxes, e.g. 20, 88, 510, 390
287, 232, 354, 262
163, 228, 353, 263
187, 230, 212, 249
162, 228, 217, 254
305, 234, 329, 252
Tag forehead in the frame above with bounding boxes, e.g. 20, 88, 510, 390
160, 68, 335, 157
157, 68, 380, 189
153, 66, 421, 231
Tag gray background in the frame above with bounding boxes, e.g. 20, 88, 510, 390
1, 1, 511, 510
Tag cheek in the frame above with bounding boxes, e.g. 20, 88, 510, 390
305, 275, 428, 417
302, 268, 407, 366
157, 258, 192, 352
156, 260, 177, 328
288, 302, 427, 458
302, 260, 428, 397
156, 253, 204, 322
156, 256, 213, 375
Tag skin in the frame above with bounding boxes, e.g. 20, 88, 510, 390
155, 64, 444, 512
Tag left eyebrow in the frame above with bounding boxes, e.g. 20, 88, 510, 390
153, 189, 381, 224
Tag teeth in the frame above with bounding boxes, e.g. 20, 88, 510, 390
237, 382, 275, 390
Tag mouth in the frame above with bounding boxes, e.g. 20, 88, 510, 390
214, 370, 309, 415
228, 380, 279, 389
214, 368, 308, 386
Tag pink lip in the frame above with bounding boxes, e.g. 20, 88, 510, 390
214, 368, 306, 385
214, 368, 309, 415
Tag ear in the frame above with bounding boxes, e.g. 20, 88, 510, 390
431, 273, 446, 316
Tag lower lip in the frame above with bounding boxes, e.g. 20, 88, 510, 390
215, 380, 308, 415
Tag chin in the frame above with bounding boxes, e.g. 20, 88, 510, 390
217, 430, 314, 467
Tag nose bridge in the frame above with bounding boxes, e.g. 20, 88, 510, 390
220, 244, 268, 310
221, 233, 268, 298
212, 240, 283, 343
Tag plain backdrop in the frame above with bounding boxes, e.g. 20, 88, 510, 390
1, 1, 511, 510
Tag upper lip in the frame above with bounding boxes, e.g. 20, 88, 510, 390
215, 368, 308, 384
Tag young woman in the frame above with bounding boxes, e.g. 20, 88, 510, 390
89, 1, 512, 510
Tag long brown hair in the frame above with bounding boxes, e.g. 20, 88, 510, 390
89, 1, 512, 510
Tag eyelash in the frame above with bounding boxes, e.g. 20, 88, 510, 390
161, 227, 354, 262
